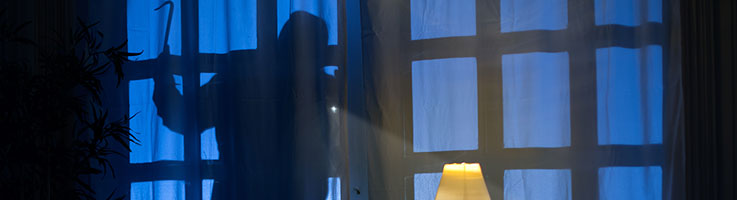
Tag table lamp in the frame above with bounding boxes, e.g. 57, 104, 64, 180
435, 163, 491, 200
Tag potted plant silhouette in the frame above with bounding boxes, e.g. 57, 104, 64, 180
0, 13, 141, 199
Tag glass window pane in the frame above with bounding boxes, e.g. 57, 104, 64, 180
596, 46, 662, 145
172, 73, 217, 95
412, 58, 479, 152
599, 166, 662, 200
595, 0, 662, 26
501, 0, 567, 32
410, 0, 476, 40
131, 180, 186, 200
414, 173, 442, 200
199, 0, 258, 53
323, 66, 339, 77
278, 0, 339, 45
201, 127, 220, 160
503, 52, 571, 148
325, 177, 341, 200
129, 79, 184, 163
203, 179, 215, 200
127, 0, 181, 60
504, 169, 572, 200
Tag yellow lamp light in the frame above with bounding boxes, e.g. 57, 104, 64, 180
435, 163, 491, 200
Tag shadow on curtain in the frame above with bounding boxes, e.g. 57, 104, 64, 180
88, 0, 685, 199
360, 0, 682, 199
120, 0, 344, 199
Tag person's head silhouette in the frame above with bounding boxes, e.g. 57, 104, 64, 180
150, 10, 333, 200
276, 11, 331, 200
278, 11, 329, 73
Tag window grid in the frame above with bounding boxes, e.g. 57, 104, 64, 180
124, 0, 347, 199
402, 0, 671, 199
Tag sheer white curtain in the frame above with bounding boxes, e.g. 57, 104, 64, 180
359, 0, 682, 199
116, 0, 346, 199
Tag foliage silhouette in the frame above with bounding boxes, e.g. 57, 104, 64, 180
0, 12, 141, 200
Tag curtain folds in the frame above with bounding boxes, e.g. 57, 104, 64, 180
681, 0, 737, 199
91, 0, 348, 199
359, 0, 684, 199
80, 0, 695, 199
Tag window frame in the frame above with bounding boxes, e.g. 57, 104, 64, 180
122, 0, 349, 199
400, 0, 673, 199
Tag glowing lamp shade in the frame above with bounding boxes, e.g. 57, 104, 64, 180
435, 163, 491, 200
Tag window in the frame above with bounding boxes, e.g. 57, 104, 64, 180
406, 0, 668, 199
198, 0, 258, 53
410, 0, 476, 40
412, 58, 479, 152
504, 169, 572, 200
599, 166, 662, 199
278, 0, 339, 45
414, 173, 442, 200
124, 0, 344, 199
129, 78, 184, 163
127, 0, 181, 61
130, 180, 186, 200
595, 0, 662, 26
596, 46, 663, 145
502, 52, 571, 148
500, 0, 567, 32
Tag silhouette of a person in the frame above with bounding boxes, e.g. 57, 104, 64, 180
151, 11, 330, 199
277, 11, 331, 200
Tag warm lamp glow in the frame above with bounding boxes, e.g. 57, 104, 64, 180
435, 163, 491, 200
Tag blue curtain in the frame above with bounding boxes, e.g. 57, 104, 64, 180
115, 0, 346, 199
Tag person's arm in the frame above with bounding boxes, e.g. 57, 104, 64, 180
152, 70, 186, 133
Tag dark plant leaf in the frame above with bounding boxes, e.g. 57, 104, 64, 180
105, 188, 121, 200
75, 178, 95, 194
1, 17, 139, 199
